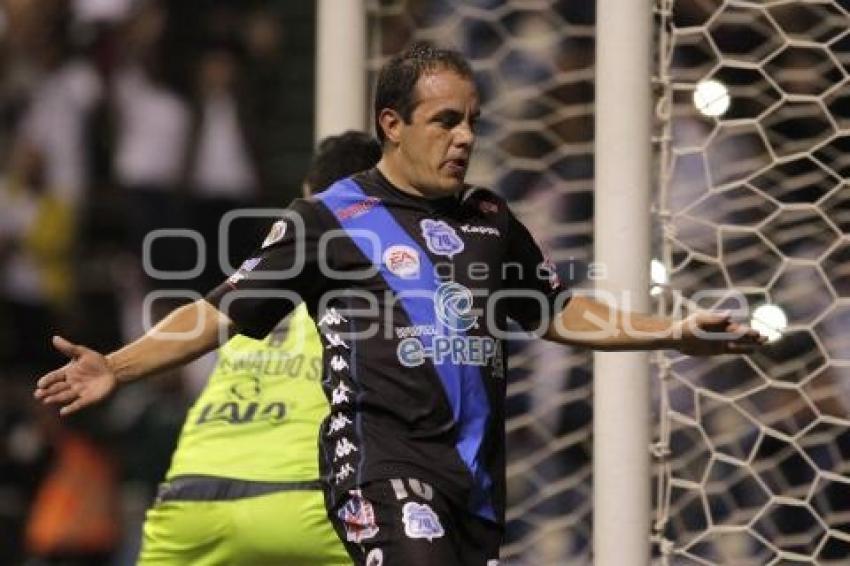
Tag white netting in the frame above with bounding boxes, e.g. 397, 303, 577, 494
655, 1, 850, 564
367, 1, 595, 563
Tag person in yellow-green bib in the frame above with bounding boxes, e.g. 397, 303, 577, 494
137, 131, 380, 566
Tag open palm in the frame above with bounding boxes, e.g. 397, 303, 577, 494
674, 312, 766, 356
34, 336, 117, 415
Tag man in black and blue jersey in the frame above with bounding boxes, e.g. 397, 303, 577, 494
36, 43, 765, 566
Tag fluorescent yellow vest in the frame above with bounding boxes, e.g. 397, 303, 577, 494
166, 305, 327, 482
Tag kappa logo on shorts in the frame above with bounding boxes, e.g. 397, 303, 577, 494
366, 548, 384, 566
421, 219, 464, 258
402, 502, 445, 542
261, 220, 288, 248
338, 491, 379, 543
383, 245, 420, 279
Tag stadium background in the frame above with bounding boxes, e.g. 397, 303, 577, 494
1, 0, 849, 564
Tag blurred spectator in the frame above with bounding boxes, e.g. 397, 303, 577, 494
183, 41, 263, 294
0, 2, 102, 371
0, 380, 51, 563
24, 412, 120, 566
11, 3, 102, 211
240, 6, 311, 202
0, 2, 316, 564
0, 145, 74, 370
111, 0, 191, 290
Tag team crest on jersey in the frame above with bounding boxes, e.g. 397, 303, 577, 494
261, 220, 287, 248
338, 491, 379, 543
402, 502, 444, 541
420, 219, 464, 258
383, 245, 420, 279
366, 548, 383, 566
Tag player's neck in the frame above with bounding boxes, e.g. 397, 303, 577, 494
377, 157, 457, 201
377, 158, 425, 199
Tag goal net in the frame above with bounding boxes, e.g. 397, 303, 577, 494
654, 0, 850, 564
365, 1, 850, 564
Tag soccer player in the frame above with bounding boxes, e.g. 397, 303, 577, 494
36, 43, 765, 566
136, 130, 380, 566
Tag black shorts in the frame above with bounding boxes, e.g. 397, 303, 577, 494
328, 478, 502, 566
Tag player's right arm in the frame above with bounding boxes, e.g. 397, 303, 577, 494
35, 299, 233, 415
36, 199, 327, 416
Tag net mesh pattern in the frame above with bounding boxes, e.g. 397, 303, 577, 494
654, 1, 850, 564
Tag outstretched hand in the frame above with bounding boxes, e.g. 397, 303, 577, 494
673, 312, 767, 356
34, 336, 117, 415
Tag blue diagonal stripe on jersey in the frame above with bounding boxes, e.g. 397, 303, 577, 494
316, 177, 495, 521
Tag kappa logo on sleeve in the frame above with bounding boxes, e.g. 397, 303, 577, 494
327, 412, 353, 435
401, 502, 445, 542
331, 382, 353, 406
338, 491, 379, 543
334, 437, 359, 461
261, 220, 288, 248
335, 463, 355, 484
420, 219, 464, 258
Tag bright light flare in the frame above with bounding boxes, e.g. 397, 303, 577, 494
750, 304, 787, 343
693, 79, 730, 117
651, 259, 668, 285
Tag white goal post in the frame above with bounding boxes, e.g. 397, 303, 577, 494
593, 1, 654, 565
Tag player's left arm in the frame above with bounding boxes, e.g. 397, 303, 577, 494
543, 295, 766, 355
497, 201, 765, 356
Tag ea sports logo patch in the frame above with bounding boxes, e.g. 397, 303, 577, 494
420, 219, 464, 258
383, 245, 420, 279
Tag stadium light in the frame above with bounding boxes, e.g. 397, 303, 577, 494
693, 79, 730, 117
750, 304, 787, 343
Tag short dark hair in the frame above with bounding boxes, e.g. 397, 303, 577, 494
373, 41, 473, 144
303, 130, 381, 194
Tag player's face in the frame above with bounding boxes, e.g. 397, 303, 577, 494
398, 70, 479, 197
